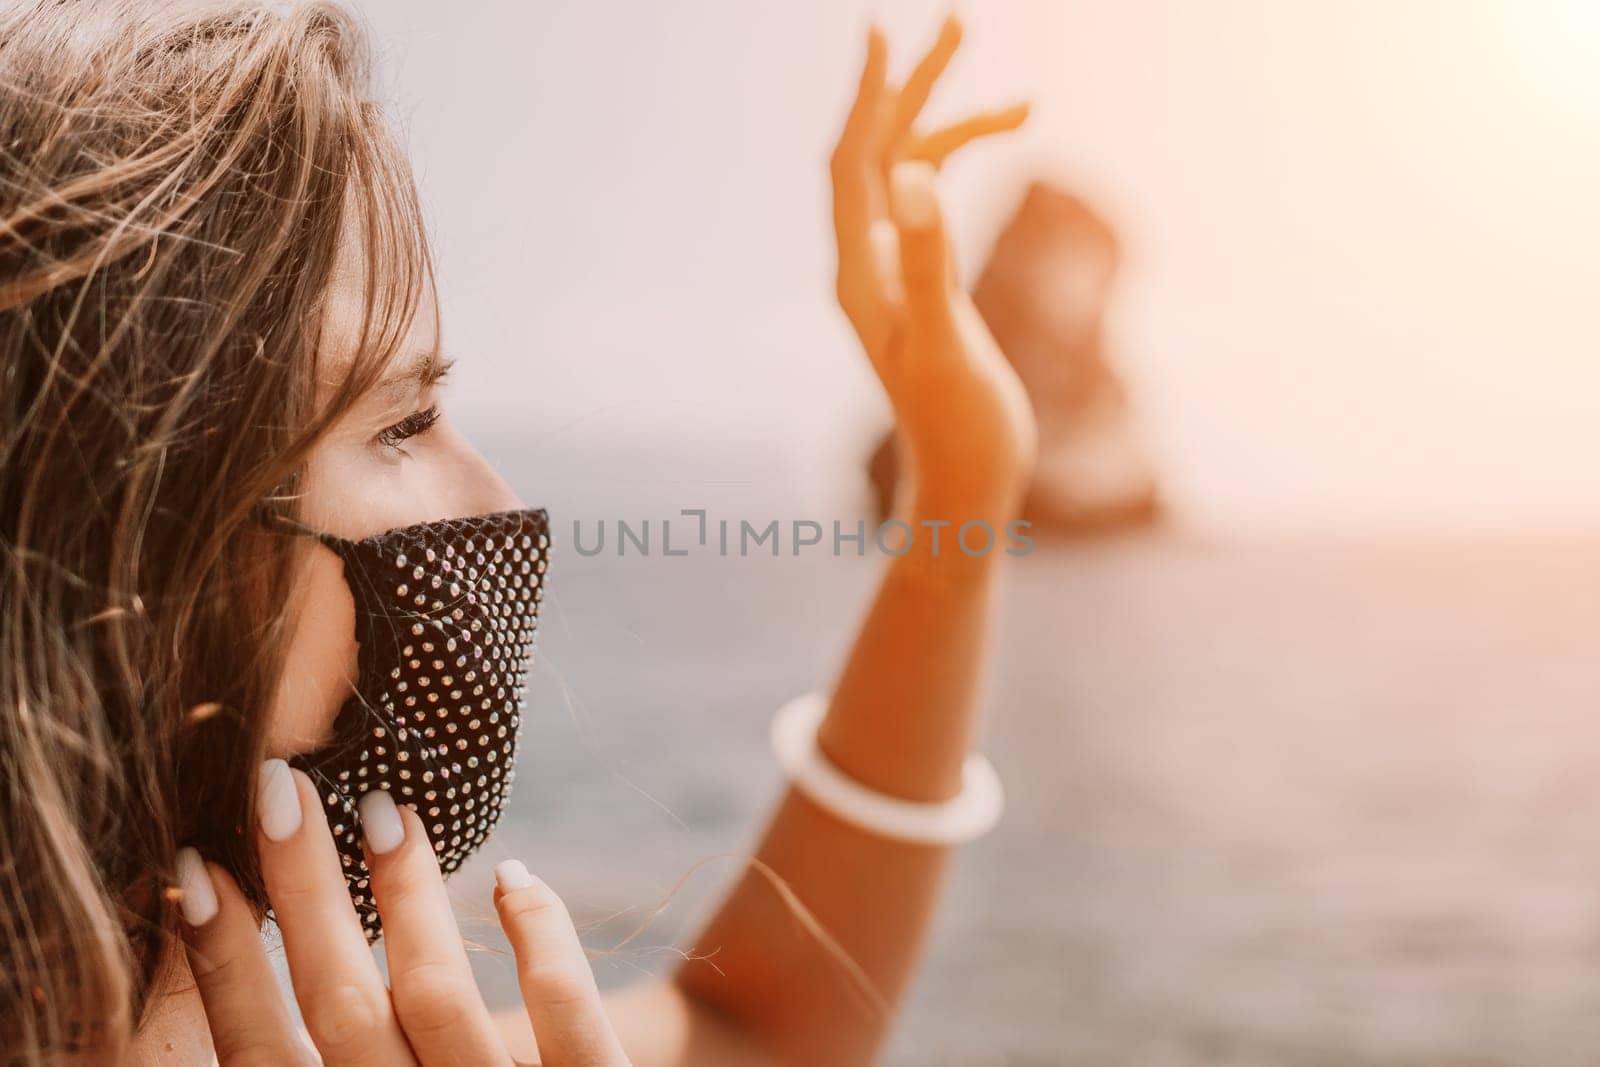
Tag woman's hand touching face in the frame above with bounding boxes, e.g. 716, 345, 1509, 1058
831, 16, 1037, 521
176, 764, 631, 1066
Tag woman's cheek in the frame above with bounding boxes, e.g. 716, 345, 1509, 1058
266, 543, 357, 756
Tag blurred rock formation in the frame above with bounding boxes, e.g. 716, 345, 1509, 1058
868, 181, 1162, 535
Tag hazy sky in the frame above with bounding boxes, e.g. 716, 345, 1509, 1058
353, 0, 1600, 533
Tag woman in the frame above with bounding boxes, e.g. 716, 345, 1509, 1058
0, 2, 1034, 1063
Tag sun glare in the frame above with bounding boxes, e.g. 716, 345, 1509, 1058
1495, 0, 1600, 112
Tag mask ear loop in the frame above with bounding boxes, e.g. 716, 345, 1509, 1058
250, 504, 345, 552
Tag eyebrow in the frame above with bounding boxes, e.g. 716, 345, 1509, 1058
376, 346, 453, 401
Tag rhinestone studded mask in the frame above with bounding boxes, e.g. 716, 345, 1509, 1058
285, 508, 549, 942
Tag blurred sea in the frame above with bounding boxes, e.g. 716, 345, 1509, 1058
408, 437, 1600, 1065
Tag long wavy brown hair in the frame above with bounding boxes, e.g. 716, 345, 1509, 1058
0, 0, 431, 1059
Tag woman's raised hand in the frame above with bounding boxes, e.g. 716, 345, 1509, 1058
176, 761, 629, 1066
831, 16, 1037, 521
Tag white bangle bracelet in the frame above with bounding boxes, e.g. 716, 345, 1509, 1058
770, 692, 1004, 846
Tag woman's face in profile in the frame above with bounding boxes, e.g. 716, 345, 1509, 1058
265, 222, 522, 758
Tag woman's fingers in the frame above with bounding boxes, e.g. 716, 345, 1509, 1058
889, 160, 954, 320
179, 851, 316, 1066
831, 25, 890, 346
832, 16, 1018, 366
362, 792, 510, 1066
830, 24, 887, 179
495, 862, 630, 1067
256, 760, 418, 1067
885, 14, 963, 158
904, 102, 1031, 168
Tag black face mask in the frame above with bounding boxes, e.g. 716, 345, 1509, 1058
284, 508, 550, 942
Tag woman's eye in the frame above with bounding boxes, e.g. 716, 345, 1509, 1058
375, 405, 441, 450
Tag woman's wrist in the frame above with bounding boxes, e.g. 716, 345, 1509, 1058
895, 454, 1028, 526
878, 473, 1024, 565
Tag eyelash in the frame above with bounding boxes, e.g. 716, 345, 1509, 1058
376, 405, 441, 450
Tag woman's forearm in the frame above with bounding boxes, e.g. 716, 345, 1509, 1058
673, 497, 1010, 1065
667, 18, 1033, 1059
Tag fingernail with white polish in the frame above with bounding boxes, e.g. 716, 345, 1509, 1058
495, 858, 536, 892
175, 847, 218, 927
357, 789, 405, 855
257, 758, 302, 842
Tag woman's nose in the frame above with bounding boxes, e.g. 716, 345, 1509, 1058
439, 421, 524, 516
